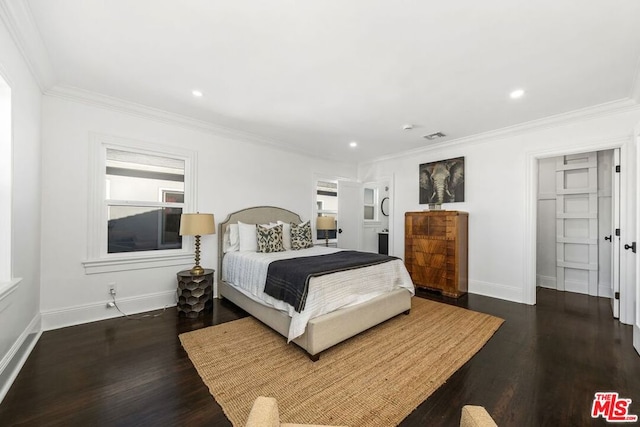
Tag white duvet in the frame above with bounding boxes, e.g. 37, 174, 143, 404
222, 247, 414, 341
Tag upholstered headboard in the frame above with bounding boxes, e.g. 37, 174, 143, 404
217, 206, 303, 283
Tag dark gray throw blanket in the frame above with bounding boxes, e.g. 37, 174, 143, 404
264, 251, 398, 313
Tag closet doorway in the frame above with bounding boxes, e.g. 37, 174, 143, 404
536, 149, 621, 317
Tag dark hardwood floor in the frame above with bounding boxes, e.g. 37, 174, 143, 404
0, 288, 638, 426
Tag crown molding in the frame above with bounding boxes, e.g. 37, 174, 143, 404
45, 84, 353, 166
362, 98, 640, 166
0, 0, 56, 90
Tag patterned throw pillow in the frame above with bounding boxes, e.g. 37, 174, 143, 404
257, 224, 285, 253
290, 221, 314, 250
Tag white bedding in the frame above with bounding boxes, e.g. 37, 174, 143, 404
222, 247, 414, 341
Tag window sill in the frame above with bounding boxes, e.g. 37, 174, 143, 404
0, 278, 22, 304
82, 253, 194, 275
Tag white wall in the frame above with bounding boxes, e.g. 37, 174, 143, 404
0, 19, 43, 400
40, 95, 356, 330
359, 106, 640, 305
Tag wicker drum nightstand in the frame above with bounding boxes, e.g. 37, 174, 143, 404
176, 269, 214, 318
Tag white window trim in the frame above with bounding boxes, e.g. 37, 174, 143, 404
83, 133, 197, 274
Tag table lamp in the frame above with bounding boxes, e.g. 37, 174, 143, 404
316, 216, 336, 247
179, 213, 215, 275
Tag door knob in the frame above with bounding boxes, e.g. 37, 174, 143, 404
624, 242, 636, 253
604, 235, 612, 242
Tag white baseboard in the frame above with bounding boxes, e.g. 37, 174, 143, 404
537, 275, 614, 298
537, 275, 557, 289
564, 280, 591, 295
0, 314, 42, 404
41, 290, 177, 331
469, 280, 526, 304
598, 284, 613, 298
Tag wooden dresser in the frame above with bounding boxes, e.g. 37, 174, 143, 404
404, 210, 468, 298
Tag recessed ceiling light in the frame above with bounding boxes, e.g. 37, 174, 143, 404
192, 90, 203, 97
349, 141, 358, 148
510, 89, 525, 99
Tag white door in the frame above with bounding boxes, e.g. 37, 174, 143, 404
635, 133, 640, 355
555, 152, 598, 295
611, 148, 621, 318
337, 180, 363, 250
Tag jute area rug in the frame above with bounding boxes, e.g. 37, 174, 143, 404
180, 297, 503, 426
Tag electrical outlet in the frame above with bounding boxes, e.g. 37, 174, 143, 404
108, 282, 117, 296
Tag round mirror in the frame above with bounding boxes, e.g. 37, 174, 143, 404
381, 197, 389, 216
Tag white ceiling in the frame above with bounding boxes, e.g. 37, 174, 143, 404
18, 0, 640, 162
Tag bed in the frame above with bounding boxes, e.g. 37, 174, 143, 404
217, 206, 414, 360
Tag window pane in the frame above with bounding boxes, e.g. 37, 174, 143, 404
106, 149, 184, 202
364, 188, 374, 204
364, 206, 375, 220
108, 206, 182, 253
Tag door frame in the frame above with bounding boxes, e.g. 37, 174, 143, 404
311, 173, 343, 246
524, 135, 635, 325
312, 174, 396, 253
634, 124, 640, 355
362, 176, 395, 255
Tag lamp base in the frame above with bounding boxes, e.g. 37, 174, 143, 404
190, 265, 205, 276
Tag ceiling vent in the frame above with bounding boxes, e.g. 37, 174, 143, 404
423, 132, 446, 140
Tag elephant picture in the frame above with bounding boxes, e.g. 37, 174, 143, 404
419, 157, 465, 204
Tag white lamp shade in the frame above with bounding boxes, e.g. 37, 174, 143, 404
316, 216, 336, 230
179, 213, 216, 236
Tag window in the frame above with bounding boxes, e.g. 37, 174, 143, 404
364, 187, 377, 221
106, 148, 185, 253
84, 135, 196, 274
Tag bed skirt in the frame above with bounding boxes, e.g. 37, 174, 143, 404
219, 280, 412, 359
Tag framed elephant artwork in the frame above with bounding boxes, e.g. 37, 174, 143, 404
419, 157, 465, 204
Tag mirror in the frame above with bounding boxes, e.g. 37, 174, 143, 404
381, 197, 389, 216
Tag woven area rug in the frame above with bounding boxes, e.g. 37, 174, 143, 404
179, 297, 503, 426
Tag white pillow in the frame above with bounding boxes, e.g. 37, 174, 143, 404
222, 224, 239, 253
238, 222, 275, 252
238, 221, 258, 252
230, 224, 239, 247
277, 220, 292, 250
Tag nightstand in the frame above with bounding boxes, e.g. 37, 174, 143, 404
176, 269, 214, 318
